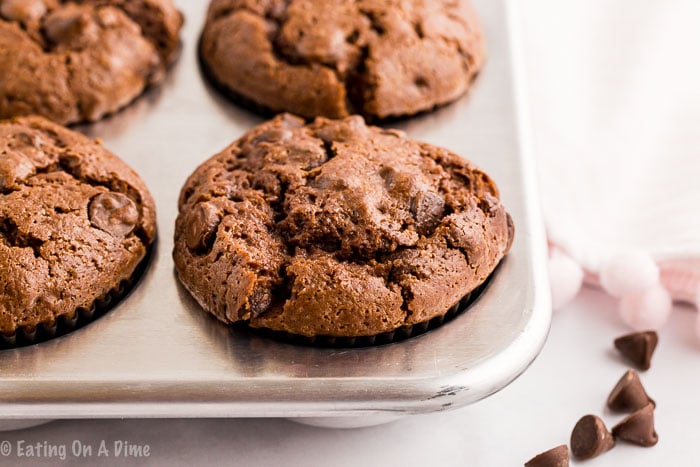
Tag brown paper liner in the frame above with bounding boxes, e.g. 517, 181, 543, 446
238, 274, 493, 349
0, 244, 154, 350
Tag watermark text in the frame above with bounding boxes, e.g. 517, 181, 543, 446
0, 439, 151, 460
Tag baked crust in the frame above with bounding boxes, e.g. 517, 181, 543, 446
0, 115, 156, 334
200, 0, 484, 120
174, 114, 513, 338
0, 0, 183, 125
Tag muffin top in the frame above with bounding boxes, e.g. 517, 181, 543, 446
200, 0, 484, 120
0, 116, 156, 334
174, 114, 513, 338
0, 0, 183, 125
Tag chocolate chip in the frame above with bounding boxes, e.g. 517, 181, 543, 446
614, 331, 658, 371
607, 370, 655, 413
253, 129, 292, 144
315, 116, 367, 143
0, 151, 34, 191
44, 6, 98, 46
570, 415, 615, 460
14, 131, 39, 147
612, 403, 658, 447
0, 0, 46, 24
411, 190, 444, 234
88, 193, 138, 237
525, 445, 569, 467
380, 129, 407, 139
95, 7, 120, 27
184, 202, 221, 252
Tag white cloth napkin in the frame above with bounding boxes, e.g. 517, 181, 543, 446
520, 0, 700, 306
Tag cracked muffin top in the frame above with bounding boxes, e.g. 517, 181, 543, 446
0, 0, 183, 125
200, 0, 485, 120
174, 114, 513, 338
0, 116, 156, 335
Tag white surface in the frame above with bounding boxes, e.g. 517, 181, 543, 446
1, 289, 697, 466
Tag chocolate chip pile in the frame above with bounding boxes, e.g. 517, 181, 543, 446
525, 330, 659, 466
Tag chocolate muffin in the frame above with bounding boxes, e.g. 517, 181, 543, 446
0, 0, 183, 125
174, 114, 513, 342
0, 116, 156, 345
199, 0, 485, 120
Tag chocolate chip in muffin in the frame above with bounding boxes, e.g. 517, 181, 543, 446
89, 192, 139, 237
183, 201, 222, 253
1, 0, 46, 25
612, 404, 659, 447
607, 370, 655, 413
199, 0, 485, 120
570, 415, 615, 460
524, 445, 569, 467
173, 114, 513, 341
0, 0, 183, 125
614, 330, 658, 371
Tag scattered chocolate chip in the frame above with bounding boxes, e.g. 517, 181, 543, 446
612, 403, 658, 447
614, 331, 658, 371
88, 192, 139, 237
570, 415, 616, 460
184, 202, 221, 252
607, 370, 655, 413
525, 445, 569, 467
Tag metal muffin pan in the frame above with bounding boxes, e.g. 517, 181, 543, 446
0, 0, 550, 428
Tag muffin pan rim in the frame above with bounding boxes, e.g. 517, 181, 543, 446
0, 0, 550, 428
